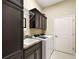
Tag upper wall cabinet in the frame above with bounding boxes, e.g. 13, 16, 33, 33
29, 8, 47, 30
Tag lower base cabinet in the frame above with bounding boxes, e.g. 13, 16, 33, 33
24, 42, 42, 59
26, 52, 35, 59
7, 54, 22, 59
35, 48, 41, 59
3, 50, 23, 59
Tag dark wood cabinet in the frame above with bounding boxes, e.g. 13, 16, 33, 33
42, 17, 47, 29
5, 0, 23, 8
2, 0, 23, 59
24, 41, 42, 59
3, 50, 23, 59
29, 8, 47, 29
35, 47, 42, 59
25, 52, 35, 59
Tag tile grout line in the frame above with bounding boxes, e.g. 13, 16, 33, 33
54, 49, 74, 55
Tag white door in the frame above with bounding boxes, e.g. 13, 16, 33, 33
54, 16, 74, 54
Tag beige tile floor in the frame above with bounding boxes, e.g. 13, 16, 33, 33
50, 51, 76, 59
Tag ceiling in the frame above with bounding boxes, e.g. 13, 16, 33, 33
36, 0, 65, 9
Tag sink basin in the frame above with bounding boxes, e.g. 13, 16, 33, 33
24, 38, 39, 44
23, 38, 40, 49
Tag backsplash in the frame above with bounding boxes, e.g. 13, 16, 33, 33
30, 28, 44, 36
24, 28, 46, 36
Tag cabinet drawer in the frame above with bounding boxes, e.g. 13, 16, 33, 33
6, 0, 23, 8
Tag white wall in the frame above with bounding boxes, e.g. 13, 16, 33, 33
42, 0, 76, 34
24, 0, 42, 11
42, 0, 76, 52
24, 0, 42, 36
24, 9, 30, 36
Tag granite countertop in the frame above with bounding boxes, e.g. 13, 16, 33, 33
23, 38, 41, 49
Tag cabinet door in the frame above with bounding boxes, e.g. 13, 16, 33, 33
9, 55, 22, 59
6, 0, 23, 8
25, 53, 35, 59
42, 17, 44, 29
40, 15, 43, 29
3, 51, 23, 59
44, 18, 47, 29
42, 17, 47, 30
7, 53, 22, 59
35, 48, 42, 59
29, 12, 36, 28
2, 1, 23, 58
39, 15, 42, 29
25, 48, 42, 59
35, 13, 40, 28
